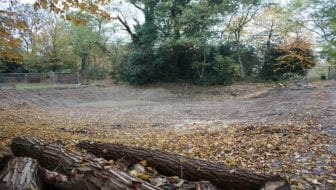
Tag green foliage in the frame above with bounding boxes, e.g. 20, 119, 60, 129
322, 43, 336, 64
23, 51, 76, 73
218, 43, 260, 77
131, 0, 158, 47
109, 43, 130, 81
3, 0, 329, 87
261, 46, 283, 79
154, 40, 194, 81
124, 0, 242, 85
154, 40, 241, 85
299, 0, 336, 63
125, 40, 241, 85
22, 54, 45, 72
190, 44, 240, 85
69, 22, 99, 71
126, 48, 155, 85
0, 59, 26, 73
123, 1, 158, 84
192, 54, 239, 85
18, 17, 78, 73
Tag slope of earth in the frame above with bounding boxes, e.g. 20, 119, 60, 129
0, 81, 335, 189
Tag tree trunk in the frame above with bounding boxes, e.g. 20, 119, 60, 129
10, 136, 160, 190
237, 45, 245, 79
235, 29, 245, 79
81, 53, 89, 73
77, 141, 290, 190
266, 21, 274, 51
0, 157, 43, 190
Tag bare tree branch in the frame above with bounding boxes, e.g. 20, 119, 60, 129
130, 2, 144, 12
112, 8, 139, 43
117, 16, 139, 43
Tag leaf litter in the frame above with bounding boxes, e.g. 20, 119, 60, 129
1, 82, 336, 189
0, 107, 335, 189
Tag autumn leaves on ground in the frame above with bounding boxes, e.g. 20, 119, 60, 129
0, 81, 335, 189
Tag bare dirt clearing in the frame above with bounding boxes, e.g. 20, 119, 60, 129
1, 81, 335, 189
1, 82, 336, 128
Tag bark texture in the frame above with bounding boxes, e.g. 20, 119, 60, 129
10, 136, 160, 190
77, 141, 290, 190
0, 157, 43, 190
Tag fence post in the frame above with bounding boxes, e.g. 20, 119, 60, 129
76, 72, 80, 85
52, 72, 56, 88
24, 74, 27, 83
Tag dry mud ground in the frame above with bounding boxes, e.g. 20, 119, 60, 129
0, 81, 335, 189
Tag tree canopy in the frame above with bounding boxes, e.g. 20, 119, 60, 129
1, 0, 334, 82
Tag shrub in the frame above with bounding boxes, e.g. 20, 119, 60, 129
192, 54, 239, 85
126, 49, 155, 85
261, 39, 315, 80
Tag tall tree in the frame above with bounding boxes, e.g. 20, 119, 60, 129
30, 16, 75, 72
249, 4, 293, 52
293, 0, 336, 63
224, 0, 262, 78
68, 12, 110, 74
248, 3, 304, 77
309, 0, 335, 63
14, 4, 46, 54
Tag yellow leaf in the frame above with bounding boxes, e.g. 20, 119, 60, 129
138, 173, 151, 181
140, 160, 147, 166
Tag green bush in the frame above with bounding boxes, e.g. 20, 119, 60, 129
218, 43, 260, 77
109, 44, 130, 81
192, 54, 239, 85
0, 58, 26, 73
126, 49, 155, 85
124, 42, 242, 85
154, 41, 194, 81
261, 47, 283, 79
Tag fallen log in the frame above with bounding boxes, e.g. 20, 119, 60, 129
77, 141, 290, 190
0, 156, 80, 190
10, 136, 161, 190
0, 156, 109, 190
0, 157, 43, 190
